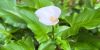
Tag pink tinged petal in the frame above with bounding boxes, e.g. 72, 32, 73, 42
39, 17, 59, 25
35, 6, 61, 18
39, 17, 52, 25
50, 17, 59, 25
35, 6, 61, 25
45, 6, 61, 18
35, 8, 52, 18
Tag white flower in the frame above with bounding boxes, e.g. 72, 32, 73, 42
35, 6, 61, 25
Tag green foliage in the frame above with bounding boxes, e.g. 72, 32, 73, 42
0, 0, 100, 50
0, 37, 35, 50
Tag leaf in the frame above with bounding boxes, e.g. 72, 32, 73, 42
0, 37, 35, 50
72, 8, 95, 26
19, 0, 53, 9
56, 37, 71, 50
74, 43, 99, 50
18, 0, 35, 8
0, 0, 26, 28
72, 8, 100, 29
38, 40, 56, 50
34, 0, 54, 8
73, 31, 100, 50
0, 24, 12, 43
18, 9, 51, 43
82, 9, 100, 29
61, 25, 80, 39
55, 26, 70, 37
0, 0, 51, 43
81, 0, 94, 8
95, 3, 100, 9
62, 8, 100, 39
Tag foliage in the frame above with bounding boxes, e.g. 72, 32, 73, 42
0, 0, 100, 50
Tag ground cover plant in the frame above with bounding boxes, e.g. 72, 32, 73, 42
0, 0, 100, 50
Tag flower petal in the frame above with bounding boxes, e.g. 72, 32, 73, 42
35, 6, 61, 25
39, 17, 59, 25
35, 6, 61, 18
45, 6, 61, 18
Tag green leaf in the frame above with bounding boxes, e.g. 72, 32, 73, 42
0, 37, 35, 50
81, 0, 94, 8
18, 0, 53, 9
55, 26, 70, 37
72, 8, 100, 29
95, 3, 100, 9
74, 43, 99, 50
82, 9, 100, 29
0, 24, 12, 43
18, 9, 51, 43
56, 37, 71, 50
34, 0, 54, 8
61, 25, 80, 39
0, 0, 51, 43
18, 0, 35, 8
38, 40, 56, 50
0, 0, 26, 28
73, 31, 100, 50
62, 8, 100, 39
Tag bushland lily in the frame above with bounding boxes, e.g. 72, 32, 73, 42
35, 6, 61, 25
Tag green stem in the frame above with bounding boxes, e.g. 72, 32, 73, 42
52, 26, 55, 40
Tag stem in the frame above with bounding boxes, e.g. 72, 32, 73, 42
52, 26, 55, 40
61, 0, 64, 5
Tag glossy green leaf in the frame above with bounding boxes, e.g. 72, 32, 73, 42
0, 37, 35, 50
55, 26, 70, 37
74, 43, 99, 50
38, 40, 56, 50
34, 0, 54, 8
0, 0, 51, 43
0, 0, 26, 28
18, 9, 51, 43
56, 37, 71, 50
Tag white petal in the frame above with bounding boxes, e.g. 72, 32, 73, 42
39, 17, 59, 25
39, 17, 52, 25
45, 6, 61, 18
35, 8, 52, 18
35, 6, 61, 25
35, 6, 61, 18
